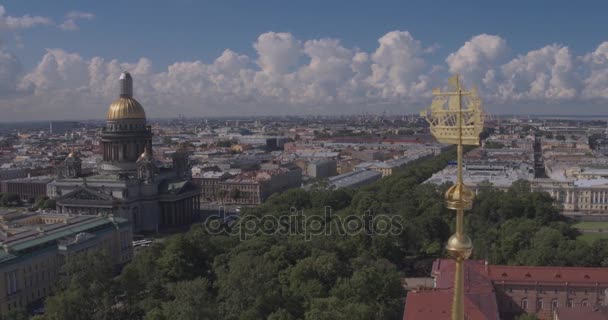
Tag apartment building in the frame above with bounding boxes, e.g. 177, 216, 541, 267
0, 212, 132, 315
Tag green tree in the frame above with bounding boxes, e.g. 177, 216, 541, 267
43, 250, 115, 320
1, 309, 28, 320
484, 141, 505, 149
229, 188, 242, 201
1, 193, 22, 207
158, 278, 217, 319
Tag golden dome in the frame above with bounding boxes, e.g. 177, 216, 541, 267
106, 97, 146, 121
444, 183, 474, 210
67, 149, 77, 158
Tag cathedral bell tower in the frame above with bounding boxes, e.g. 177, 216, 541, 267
100, 72, 152, 173
137, 147, 155, 184
63, 149, 82, 178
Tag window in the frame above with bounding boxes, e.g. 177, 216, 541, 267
521, 298, 529, 310
582, 299, 589, 307
551, 299, 559, 311
4, 271, 18, 295
567, 299, 573, 308
537, 299, 543, 310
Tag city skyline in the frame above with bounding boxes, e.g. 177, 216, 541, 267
1, 1, 608, 121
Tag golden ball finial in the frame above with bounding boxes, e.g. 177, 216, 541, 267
446, 233, 473, 260
445, 183, 474, 210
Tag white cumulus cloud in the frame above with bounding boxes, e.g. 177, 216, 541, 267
0, 5, 53, 30
1, 29, 608, 120
59, 11, 94, 31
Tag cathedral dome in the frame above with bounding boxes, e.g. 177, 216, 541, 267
106, 97, 146, 120
106, 72, 146, 121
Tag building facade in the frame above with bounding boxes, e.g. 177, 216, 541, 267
197, 166, 302, 205
0, 212, 132, 315
532, 179, 608, 214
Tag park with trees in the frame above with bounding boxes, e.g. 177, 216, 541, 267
15, 148, 608, 320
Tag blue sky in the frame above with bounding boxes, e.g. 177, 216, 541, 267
1, 0, 608, 120
6, 0, 606, 69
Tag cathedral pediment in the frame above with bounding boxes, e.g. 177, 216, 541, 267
160, 180, 200, 195
58, 187, 114, 202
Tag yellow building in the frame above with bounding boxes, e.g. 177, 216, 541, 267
0, 212, 132, 315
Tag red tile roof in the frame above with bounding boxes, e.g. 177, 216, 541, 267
404, 260, 499, 320
486, 264, 608, 285
403, 259, 608, 320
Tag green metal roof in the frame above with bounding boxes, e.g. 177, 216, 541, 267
4, 217, 129, 253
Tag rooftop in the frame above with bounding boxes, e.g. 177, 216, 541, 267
327, 169, 382, 189
404, 259, 608, 320
0, 213, 128, 264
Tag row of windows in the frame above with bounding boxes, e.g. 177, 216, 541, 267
508, 287, 596, 295
6, 287, 48, 313
107, 123, 145, 131
521, 298, 593, 310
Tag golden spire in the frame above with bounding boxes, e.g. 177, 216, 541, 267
420, 74, 484, 320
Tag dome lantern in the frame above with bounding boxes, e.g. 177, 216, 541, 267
119, 72, 133, 98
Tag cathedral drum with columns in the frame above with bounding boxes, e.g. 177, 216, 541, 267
48, 72, 201, 233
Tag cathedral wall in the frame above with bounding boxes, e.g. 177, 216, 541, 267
137, 201, 160, 233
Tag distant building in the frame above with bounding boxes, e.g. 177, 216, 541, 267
426, 161, 534, 191
327, 169, 382, 189
0, 176, 54, 201
351, 150, 386, 161
0, 169, 28, 182
531, 178, 608, 214
49, 121, 80, 135
198, 166, 302, 205
236, 135, 290, 150
193, 171, 231, 202
356, 153, 433, 177
0, 212, 132, 315
307, 159, 337, 178
403, 259, 608, 320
